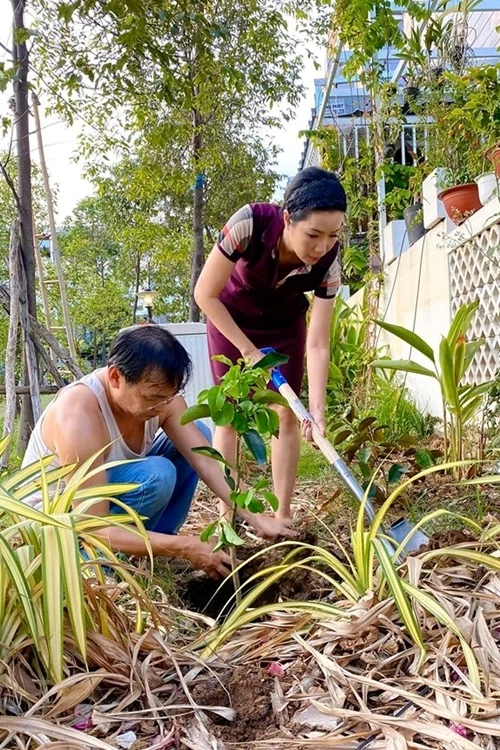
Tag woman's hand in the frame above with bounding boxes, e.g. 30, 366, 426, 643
301, 408, 326, 444
242, 347, 265, 366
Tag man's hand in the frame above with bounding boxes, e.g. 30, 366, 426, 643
250, 513, 296, 540
186, 538, 232, 579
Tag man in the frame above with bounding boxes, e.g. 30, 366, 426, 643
22, 325, 293, 578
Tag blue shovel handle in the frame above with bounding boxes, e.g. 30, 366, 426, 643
260, 346, 287, 388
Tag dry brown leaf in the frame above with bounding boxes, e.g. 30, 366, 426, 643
0, 717, 116, 749
381, 725, 409, 749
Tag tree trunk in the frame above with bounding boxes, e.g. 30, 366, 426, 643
132, 253, 141, 323
0, 283, 84, 381
189, 109, 205, 322
11, 0, 38, 451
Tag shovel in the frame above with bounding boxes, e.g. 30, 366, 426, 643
260, 349, 428, 559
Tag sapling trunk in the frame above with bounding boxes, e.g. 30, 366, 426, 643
230, 434, 243, 604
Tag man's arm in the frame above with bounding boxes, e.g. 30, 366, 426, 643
44, 392, 231, 578
162, 397, 295, 539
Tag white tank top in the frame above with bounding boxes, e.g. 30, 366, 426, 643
22, 369, 160, 505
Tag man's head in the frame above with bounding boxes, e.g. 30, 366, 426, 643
106, 325, 192, 419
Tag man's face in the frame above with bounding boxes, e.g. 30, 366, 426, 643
108, 366, 179, 420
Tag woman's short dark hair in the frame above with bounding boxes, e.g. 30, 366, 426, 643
108, 325, 192, 391
283, 166, 347, 221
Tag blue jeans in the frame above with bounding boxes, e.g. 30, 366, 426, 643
106, 421, 212, 534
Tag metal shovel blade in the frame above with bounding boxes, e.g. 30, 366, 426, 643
389, 518, 429, 553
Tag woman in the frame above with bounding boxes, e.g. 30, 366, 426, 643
194, 167, 347, 523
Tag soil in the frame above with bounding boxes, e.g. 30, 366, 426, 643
172, 529, 327, 620
191, 662, 309, 745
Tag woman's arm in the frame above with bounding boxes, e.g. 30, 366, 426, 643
195, 245, 261, 361
306, 295, 336, 436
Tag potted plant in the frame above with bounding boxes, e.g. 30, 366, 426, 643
383, 161, 426, 245
402, 201, 425, 243
412, 64, 500, 225
437, 170, 482, 226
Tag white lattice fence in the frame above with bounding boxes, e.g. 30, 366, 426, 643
448, 221, 500, 384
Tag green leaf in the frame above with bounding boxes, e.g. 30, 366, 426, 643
374, 320, 435, 362
200, 521, 218, 542
439, 338, 460, 411
211, 354, 233, 366
328, 362, 343, 382
357, 446, 372, 465
14, 27, 33, 45
213, 401, 235, 427
255, 409, 270, 435
373, 539, 426, 664
247, 498, 265, 513
232, 412, 249, 433
252, 389, 288, 407
224, 465, 236, 491
447, 301, 479, 347
230, 489, 247, 508
388, 463, 406, 483
221, 520, 245, 547
267, 409, 280, 436
191, 446, 227, 464
243, 430, 267, 465
414, 448, 434, 469
453, 336, 466, 384
262, 490, 279, 512
207, 386, 226, 414
253, 351, 289, 370
179, 403, 211, 424
371, 359, 436, 378
359, 463, 373, 480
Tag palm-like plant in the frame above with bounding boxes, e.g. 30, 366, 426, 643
372, 301, 491, 466
200, 460, 500, 698
0, 435, 154, 683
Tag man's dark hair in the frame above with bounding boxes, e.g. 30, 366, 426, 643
108, 325, 192, 391
283, 166, 347, 222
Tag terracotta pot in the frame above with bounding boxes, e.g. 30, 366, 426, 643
437, 182, 482, 225
485, 144, 500, 178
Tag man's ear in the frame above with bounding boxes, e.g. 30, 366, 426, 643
107, 365, 122, 389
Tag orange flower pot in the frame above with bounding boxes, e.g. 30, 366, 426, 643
437, 182, 482, 225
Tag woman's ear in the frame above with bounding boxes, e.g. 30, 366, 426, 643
283, 208, 291, 229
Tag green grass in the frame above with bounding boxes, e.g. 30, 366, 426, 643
297, 441, 331, 480
367, 379, 434, 441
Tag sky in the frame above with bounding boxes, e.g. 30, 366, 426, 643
0, 1, 324, 222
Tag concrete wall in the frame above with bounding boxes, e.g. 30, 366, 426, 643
348, 198, 500, 417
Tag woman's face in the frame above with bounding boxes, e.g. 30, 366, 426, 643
284, 209, 344, 266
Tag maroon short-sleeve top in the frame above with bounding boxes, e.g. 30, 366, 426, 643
216, 203, 341, 330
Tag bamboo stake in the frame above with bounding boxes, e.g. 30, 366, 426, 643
1, 221, 21, 467
31, 92, 78, 362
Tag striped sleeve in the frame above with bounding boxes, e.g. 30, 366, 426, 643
314, 254, 342, 299
217, 205, 254, 261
